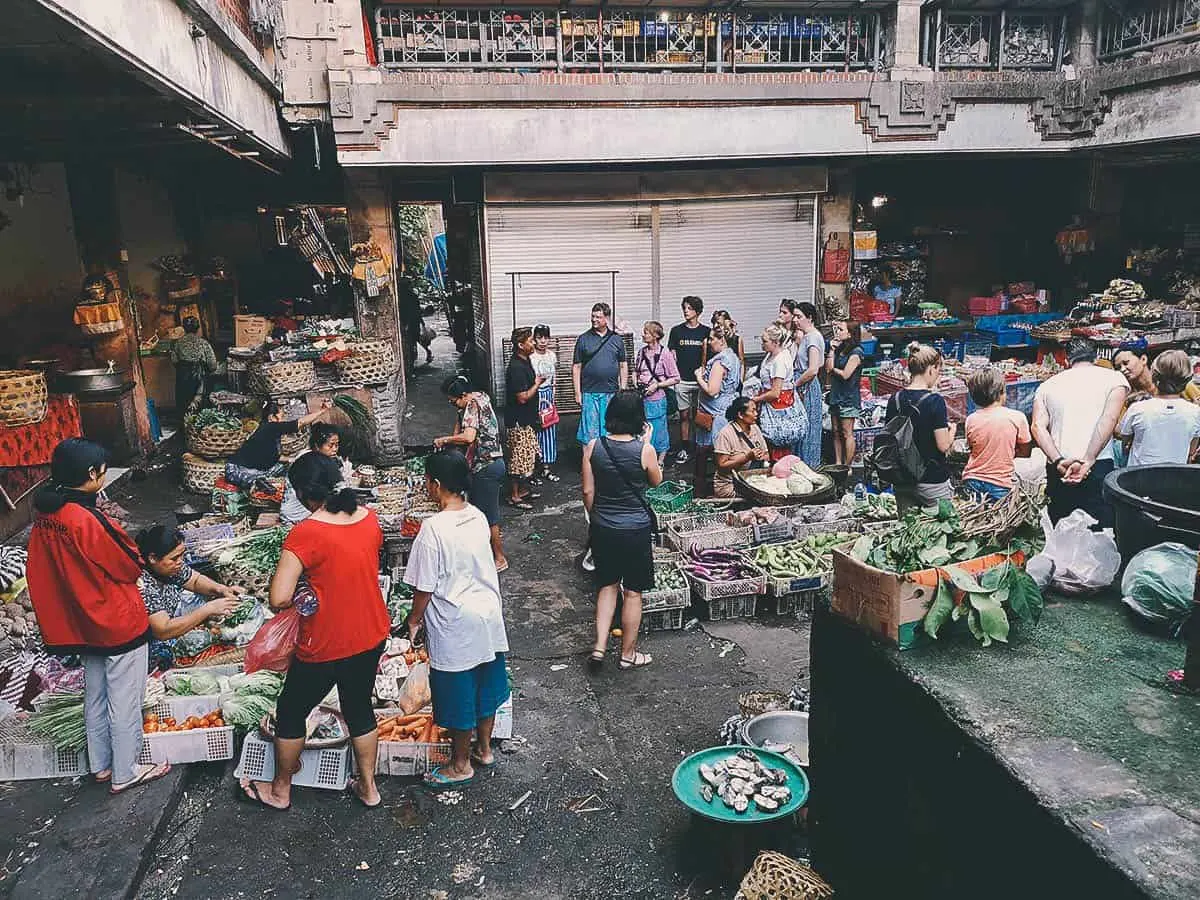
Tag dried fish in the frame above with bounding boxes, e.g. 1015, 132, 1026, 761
732, 794, 749, 814
699, 784, 714, 804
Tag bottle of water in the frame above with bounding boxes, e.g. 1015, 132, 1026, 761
854, 482, 867, 503
293, 578, 319, 617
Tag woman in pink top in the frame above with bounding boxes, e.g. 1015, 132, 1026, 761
636, 321, 681, 465
963, 368, 1033, 500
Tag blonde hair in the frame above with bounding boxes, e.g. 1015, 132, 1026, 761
1152, 349, 1193, 395
907, 343, 944, 376
761, 323, 789, 347
643, 320, 664, 341
967, 367, 1006, 407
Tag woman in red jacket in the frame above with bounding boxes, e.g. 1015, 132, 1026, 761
26, 440, 170, 794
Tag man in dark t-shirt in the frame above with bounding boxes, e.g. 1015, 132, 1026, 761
667, 295, 710, 464
226, 400, 331, 488
572, 303, 627, 445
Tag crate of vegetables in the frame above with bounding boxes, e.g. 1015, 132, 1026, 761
682, 548, 766, 601
139, 699, 233, 765
668, 514, 752, 555
642, 559, 690, 613
374, 711, 451, 777
749, 528, 863, 597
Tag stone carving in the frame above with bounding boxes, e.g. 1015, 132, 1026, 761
1030, 81, 1111, 139
859, 81, 957, 140
329, 82, 353, 117
899, 80, 927, 113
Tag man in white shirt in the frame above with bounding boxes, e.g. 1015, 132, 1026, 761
1032, 339, 1128, 529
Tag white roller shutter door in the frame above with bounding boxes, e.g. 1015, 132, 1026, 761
658, 197, 817, 352
484, 203, 653, 399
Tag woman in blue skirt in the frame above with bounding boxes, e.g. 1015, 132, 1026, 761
530, 324, 560, 482
791, 301, 827, 469
634, 322, 680, 466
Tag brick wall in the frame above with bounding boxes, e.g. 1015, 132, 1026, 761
215, 0, 260, 47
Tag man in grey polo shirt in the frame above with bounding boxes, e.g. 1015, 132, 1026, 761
572, 302, 627, 445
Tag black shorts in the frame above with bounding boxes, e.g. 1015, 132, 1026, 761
274, 642, 385, 740
590, 523, 655, 593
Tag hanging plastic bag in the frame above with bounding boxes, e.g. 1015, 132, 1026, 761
397, 661, 431, 715
1026, 509, 1121, 596
244, 607, 301, 674
1120, 542, 1197, 636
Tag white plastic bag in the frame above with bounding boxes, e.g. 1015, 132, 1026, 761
1026, 509, 1121, 596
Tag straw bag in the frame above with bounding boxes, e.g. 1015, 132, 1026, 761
186, 424, 248, 460
0, 370, 48, 427
334, 343, 397, 385
182, 453, 226, 495
250, 361, 317, 396
738, 852, 834, 900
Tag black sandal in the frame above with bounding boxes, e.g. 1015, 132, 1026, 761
543, 471, 561, 482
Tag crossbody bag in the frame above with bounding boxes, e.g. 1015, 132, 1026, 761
639, 348, 679, 416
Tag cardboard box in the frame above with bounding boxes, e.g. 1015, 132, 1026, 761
234, 315, 272, 348
492, 695, 514, 740
831, 550, 1021, 650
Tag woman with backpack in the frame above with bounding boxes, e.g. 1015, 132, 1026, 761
880, 344, 957, 512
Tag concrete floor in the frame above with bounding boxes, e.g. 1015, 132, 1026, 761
0, 318, 812, 900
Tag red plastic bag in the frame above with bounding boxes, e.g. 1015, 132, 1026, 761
244, 607, 301, 674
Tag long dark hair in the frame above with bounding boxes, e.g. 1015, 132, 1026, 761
34, 439, 109, 513
288, 452, 357, 514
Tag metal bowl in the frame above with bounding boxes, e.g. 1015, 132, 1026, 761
740, 710, 810, 767
53, 367, 127, 395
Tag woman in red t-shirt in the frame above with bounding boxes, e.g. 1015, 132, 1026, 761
238, 454, 389, 811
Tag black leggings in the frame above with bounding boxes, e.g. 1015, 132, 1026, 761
274, 642, 385, 740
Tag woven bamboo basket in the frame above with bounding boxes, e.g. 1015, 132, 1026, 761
186, 424, 248, 460
738, 690, 791, 719
738, 852, 834, 900
334, 348, 397, 384
250, 361, 317, 396
279, 428, 309, 459
0, 370, 48, 427
182, 453, 226, 495
216, 566, 272, 598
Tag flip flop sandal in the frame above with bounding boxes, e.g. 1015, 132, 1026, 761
423, 766, 475, 790
237, 780, 291, 812
347, 778, 382, 809
587, 649, 605, 673
110, 762, 172, 795
469, 753, 496, 771
543, 472, 561, 482
619, 651, 653, 670
506, 499, 534, 511
94, 770, 112, 783
496, 561, 510, 573
523, 492, 542, 501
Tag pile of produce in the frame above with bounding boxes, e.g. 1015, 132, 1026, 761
697, 748, 794, 814
850, 501, 988, 573
143, 710, 225, 733
923, 560, 1043, 647
217, 670, 286, 728
331, 394, 377, 462
27, 691, 86, 751
376, 712, 449, 744
1100, 278, 1146, 303
387, 581, 414, 626
215, 527, 287, 575
683, 548, 759, 583
185, 408, 244, 433
742, 458, 830, 498
651, 560, 688, 592
955, 487, 1042, 548
166, 669, 224, 696
840, 491, 896, 521
750, 532, 859, 581
0, 587, 42, 655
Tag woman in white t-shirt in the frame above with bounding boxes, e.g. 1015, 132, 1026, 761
404, 450, 511, 789
753, 323, 806, 456
530, 325, 560, 482
1115, 350, 1200, 467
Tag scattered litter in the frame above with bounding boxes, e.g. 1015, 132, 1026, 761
568, 793, 606, 813
500, 736, 527, 753
451, 862, 479, 884
524, 532, 544, 544
1091, 821, 1107, 831
356, 862, 370, 871
428, 892, 449, 900
718, 642, 735, 658
509, 789, 533, 812
550, 664, 568, 672
684, 618, 701, 631
590, 767, 610, 782
436, 791, 464, 806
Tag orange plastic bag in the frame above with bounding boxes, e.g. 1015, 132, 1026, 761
244, 607, 301, 673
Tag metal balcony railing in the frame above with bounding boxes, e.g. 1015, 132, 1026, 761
374, 6, 881, 71
922, 7, 1066, 70
1099, 0, 1200, 59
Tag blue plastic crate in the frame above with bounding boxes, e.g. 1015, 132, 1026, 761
966, 378, 1041, 417
960, 332, 993, 361
860, 338, 879, 357
973, 313, 1058, 333
988, 328, 1033, 347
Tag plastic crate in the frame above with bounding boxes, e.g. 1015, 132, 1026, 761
704, 593, 757, 621
750, 519, 794, 546
959, 332, 993, 361
1143, 327, 1177, 347
686, 558, 765, 602
376, 739, 452, 777
646, 481, 694, 514
1164, 307, 1200, 328
755, 530, 860, 597
859, 338, 879, 357
641, 607, 686, 633
852, 424, 886, 464
139, 724, 234, 765
668, 515, 752, 555
642, 561, 691, 612
235, 733, 351, 789
770, 587, 827, 617
965, 378, 1041, 418
969, 296, 1004, 316
0, 722, 88, 781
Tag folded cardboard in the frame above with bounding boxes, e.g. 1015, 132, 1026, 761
831, 549, 1022, 649
234, 315, 272, 348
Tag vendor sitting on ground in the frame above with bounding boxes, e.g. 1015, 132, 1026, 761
134, 525, 242, 667
280, 424, 353, 525
225, 400, 330, 490
1114, 338, 1200, 404
712, 397, 770, 499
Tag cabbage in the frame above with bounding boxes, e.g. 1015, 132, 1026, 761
219, 692, 277, 729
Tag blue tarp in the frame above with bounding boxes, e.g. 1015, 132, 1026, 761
424, 233, 447, 289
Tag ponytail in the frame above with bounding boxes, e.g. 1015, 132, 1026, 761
34, 439, 110, 514
325, 487, 359, 515
288, 452, 356, 514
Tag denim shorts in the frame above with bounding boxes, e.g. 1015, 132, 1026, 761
430, 654, 511, 732
963, 478, 1011, 501
829, 401, 862, 419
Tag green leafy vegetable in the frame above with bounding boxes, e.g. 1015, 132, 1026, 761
27, 691, 86, 751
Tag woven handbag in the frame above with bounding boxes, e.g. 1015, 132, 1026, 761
738, 852, 834, 900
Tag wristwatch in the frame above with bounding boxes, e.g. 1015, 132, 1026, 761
1052, 456, 1065, 467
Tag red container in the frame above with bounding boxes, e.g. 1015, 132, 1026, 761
968, 296, 1004, 316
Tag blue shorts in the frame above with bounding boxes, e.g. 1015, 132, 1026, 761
963, 478, 1010, 501
430, 654, 511, 732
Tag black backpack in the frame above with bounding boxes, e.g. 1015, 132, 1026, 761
869, 392, 933, 486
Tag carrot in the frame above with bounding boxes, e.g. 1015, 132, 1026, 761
419, 718, 435, 744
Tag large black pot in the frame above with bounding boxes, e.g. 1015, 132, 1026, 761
53, 367, 127, 395
1102, 465, 1200, 560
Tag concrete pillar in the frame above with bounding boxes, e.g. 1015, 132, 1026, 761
1072, 0, 1100, 69
890, 0, 932, 80
819, 168, 855, 321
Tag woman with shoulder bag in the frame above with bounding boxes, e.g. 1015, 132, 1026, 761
582, 391, 663, 672
636, 321, 681, 467
753, 323, 807, 460
530, 324, 561, 483
692, 325, 743, 497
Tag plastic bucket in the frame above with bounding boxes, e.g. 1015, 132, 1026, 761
1102, 465, 1200, 560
